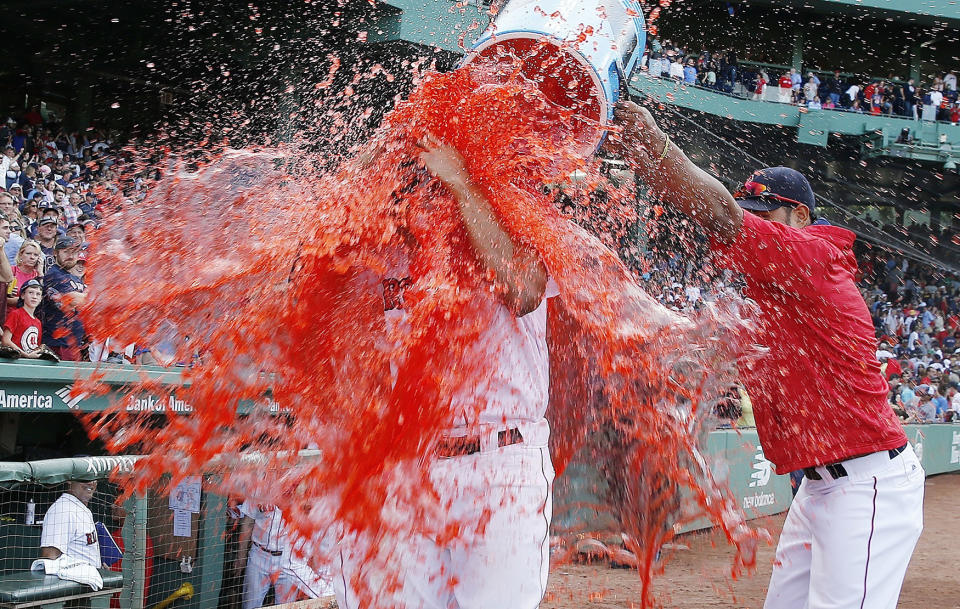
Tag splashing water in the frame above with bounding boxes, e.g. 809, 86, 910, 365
81, 59, 763, 607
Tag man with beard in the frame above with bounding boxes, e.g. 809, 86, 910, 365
39, 236, 87, 360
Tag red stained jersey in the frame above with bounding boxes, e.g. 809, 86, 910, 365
713, 211, 906, 473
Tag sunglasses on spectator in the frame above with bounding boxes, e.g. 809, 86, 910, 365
733, 180, 807, 209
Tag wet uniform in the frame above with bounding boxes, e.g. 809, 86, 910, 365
715, 211, 924, 609
334, 246, 557, 609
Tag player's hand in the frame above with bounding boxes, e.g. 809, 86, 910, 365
607, 100, 668, 166
415, 134, 470, 192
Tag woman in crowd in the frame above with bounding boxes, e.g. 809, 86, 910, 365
6, 239, 44, 307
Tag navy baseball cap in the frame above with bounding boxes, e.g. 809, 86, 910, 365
733, 167, 816, 214
55, 236, 79, 250
19, 278, 42, 296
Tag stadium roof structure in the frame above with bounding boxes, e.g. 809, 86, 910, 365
745, 0, 960, 26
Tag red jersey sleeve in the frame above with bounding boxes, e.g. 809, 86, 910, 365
3, 308, 27, 340
711, 211, 836, 294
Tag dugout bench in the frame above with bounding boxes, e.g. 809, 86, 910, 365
0, 570, 122, 609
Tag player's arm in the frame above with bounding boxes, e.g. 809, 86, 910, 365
0, 246, 12, 283
39, 546, 62, 560
417, 135, 547, 316
609, 101, 743, 243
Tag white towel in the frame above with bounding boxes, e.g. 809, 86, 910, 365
31, 556, 104, 591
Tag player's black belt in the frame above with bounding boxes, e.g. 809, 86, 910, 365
803, 443, 908, 481
253, 542, 283, 556
436, 428, 524, 458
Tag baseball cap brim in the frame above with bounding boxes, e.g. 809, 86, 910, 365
735, 197, 790, 212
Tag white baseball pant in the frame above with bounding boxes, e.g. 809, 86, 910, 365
334, 441, 554, 609
243, 545, 333, 609
763, 443, 924, 609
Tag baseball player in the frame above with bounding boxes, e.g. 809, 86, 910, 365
611, 101, 924, 609
40, 479, 102, 568
334, 136, 556, 609
237, 501, 332, 609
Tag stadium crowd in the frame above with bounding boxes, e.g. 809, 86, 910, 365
0, 106, 156, 364
645, 38, 960, 122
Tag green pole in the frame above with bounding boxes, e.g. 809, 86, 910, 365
792, 30, 804, 72
120, 493, 148, 609
195, 480, 227, 609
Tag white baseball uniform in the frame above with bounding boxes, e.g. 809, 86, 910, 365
334, 247, 557, 609
763, 444, 925, 609
240, 502, 333, 609
40, 492, 101, 567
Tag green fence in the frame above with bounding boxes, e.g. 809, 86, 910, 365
555, 423, 960, 538
0, 428, 957, 608
0, 459, 229, 609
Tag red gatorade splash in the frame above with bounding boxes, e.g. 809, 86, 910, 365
82, 57, 762, 607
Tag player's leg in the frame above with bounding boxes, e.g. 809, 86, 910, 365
287, 562, 335, 600
763, 479, 814, 609
445, 444, 554, 609
806, 446, 924, 609
274, 572, 300, 605
334, 527, 452, 609
241, 550, 274, 609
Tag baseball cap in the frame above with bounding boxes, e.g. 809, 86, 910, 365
38, 217, 58, 227
733, 167, 816, 213
55, 236, 79, 250
8, 183, 21, 191
18, 278, 42, 296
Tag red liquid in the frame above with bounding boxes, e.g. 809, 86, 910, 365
82, 59, 762, 608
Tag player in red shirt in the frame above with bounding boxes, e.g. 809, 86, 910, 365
2, 279, 43, 357
611, 101, 924, 609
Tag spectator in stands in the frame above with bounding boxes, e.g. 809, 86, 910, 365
923, 88, 941, 121
777, 71, 793, 103
948, 386, 960, 422
35, 216, 59, 268
669, 57, 684, 81
916, 390, 937, 422
0, 214, 12, 324
902, 79, 917, 118
62, 191, 83, 227
0, 193, 23, 264
752, 71, 768, 101
21, 195, 40, 229
6, 239, 44, 308
683, 59, 697, 85
789, 67, 802, 101
845, 82, 860, 108
944, 70, 957, 93
825, 70, 844, 106
702, 64, 717, 89
40, 479, 102, 568
803, 76, 818, 105
2, 279, 43, 357
39, 236, 87, 361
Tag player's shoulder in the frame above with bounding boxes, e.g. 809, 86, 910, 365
45, 494, 77, 517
